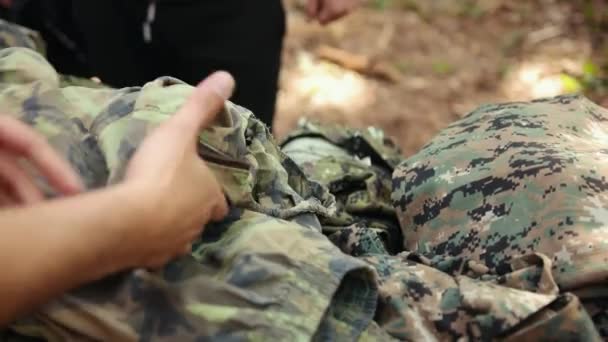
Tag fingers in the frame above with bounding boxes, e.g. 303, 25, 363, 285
211, 199, 229, 222
180, 243, 192, 256
168, 71, 235, 141
0, 150, 44, 204
318, 2, 348, 25
314, 0, 359, 25
307, 0, 321, 19
0, 191, 15, 207
193, 162, 229, 222
0, 179, 17, 207
319, 8, 340, 25
0, 116, 84, 195
318, 1, 333, 24
147, 242, 192, 269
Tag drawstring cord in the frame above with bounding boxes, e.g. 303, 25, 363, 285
142, 0, 156, 43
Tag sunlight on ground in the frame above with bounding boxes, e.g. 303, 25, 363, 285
280, 51, 375, 112
503, 62, 564, 99
276, 1, 597, 153
532, 76, 563, 98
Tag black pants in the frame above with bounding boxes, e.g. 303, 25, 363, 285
4, 0, 92, 78
72, 0, 285, 126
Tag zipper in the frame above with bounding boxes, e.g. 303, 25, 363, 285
142, 0, 157, 43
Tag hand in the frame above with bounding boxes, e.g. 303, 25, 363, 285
0, 116, 83, 206
307, 0, 360, 25
0, 0, 12, 9
122, 71, 234, 269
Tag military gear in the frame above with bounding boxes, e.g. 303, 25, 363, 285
391, 95, 608, 336
0, 20, 606, 341
281, 120, 404, 254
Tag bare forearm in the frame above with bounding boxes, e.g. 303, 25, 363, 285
0, 184, 146, 326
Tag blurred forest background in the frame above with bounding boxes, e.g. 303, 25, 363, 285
274, 0, 608, 155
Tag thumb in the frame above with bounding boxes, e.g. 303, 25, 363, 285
169, 71, 235, 138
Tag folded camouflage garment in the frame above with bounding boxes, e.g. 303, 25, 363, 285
0, 20, 607, 341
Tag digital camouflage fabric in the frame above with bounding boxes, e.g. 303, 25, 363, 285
0, 19, 605, 341
283, 119, 603, 340
392, 95, 608, 337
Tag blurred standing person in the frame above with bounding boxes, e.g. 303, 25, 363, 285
72, 0, 285, 127
0, 0, 91, 78
0, 0, 360, 127
72, 0, 360, 128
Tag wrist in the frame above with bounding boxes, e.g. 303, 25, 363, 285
69, 182, 160, 277
105, 182, 160, 269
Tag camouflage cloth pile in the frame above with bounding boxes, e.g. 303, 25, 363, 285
1, 20, 607, 341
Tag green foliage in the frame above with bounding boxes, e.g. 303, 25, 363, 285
432, 60, 454, 75
498, 63, 511, 80
583, 61, 600, 81
559, 74, 584, 93
583, 0, 595, 20
459, 0, 485, 18
371, 0, 421, 12
501, 30, 526, 56
372, 0, 392, 10
395, 61, 411, 73
559, 61, 603, 96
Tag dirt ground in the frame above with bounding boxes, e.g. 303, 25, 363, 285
273, 0, 595, 156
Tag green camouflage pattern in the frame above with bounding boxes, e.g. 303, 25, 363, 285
0, 20, 44, 54
281, 120, 403, 254
0, 19, 605, 341
0, 46, 336, 228
0, 41, 385, 341
392, 94, 608, 337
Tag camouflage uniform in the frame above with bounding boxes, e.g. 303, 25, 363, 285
0, 20, 604, 341
391, 95, 608, 337
286, 117, 602, 341
281, 120, 404, 254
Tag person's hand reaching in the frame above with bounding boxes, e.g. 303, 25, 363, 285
121, 71, 234, 269
0, 71, 235, 324
0, 116, 83, 206
307, 0, 360, 25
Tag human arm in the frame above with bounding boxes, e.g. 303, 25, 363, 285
0, 182, 150, 325
0, 71, 234, 326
